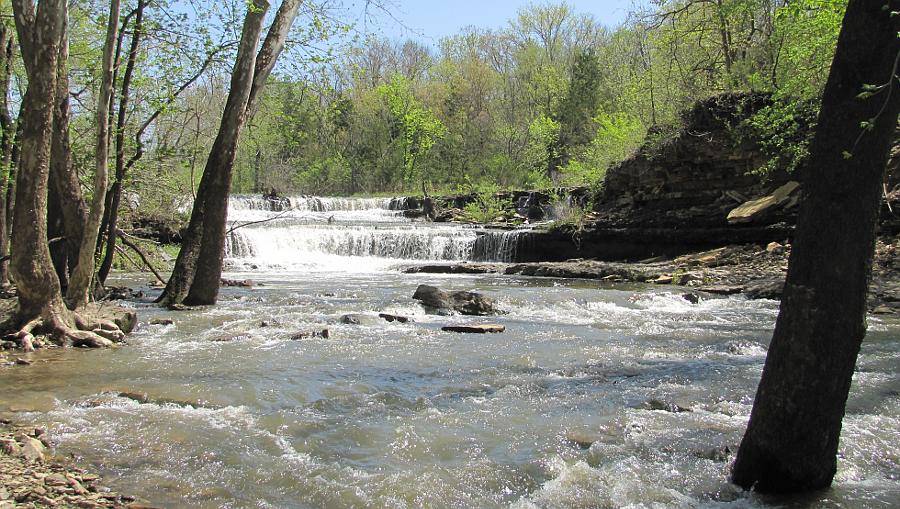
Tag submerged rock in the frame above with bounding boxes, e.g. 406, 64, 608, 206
412, 285, 498, 316
642, 399, 692, 413
149, 318, 174, 326
378, 313, 410, 323
441, 324, 505, 334
290, 329, 330, 340
339, 314, 384, 326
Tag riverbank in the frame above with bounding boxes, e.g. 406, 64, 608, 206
407, 236, 900, 313
0, 421, 149, 508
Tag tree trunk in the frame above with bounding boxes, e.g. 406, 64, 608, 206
49, 14, 87, 284
732, 0, 900, 493
66, 0, 120, 309
98, 0, 145, 287
8, 0, 125, 349
184, 0, 301, 306
0, 26, 14, 287
160, 0, 270, 307
10, 0, 71, 324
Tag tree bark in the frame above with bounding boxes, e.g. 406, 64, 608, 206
160, 0, 270, 306
0, 26, 15, 287
66, 0, 120, 309
49, 12, 87, 286
183, 0, 301, 306
10, 0, 71, 322
98, 0, 145, 287
732, 0, 900, 493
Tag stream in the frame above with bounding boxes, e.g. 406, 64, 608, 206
0, 196, 897, 508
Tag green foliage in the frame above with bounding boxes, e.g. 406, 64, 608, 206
460, 179, 513, 223
377, 74, 447, 188
561, 112, 645, 189
738, 98, 819, 176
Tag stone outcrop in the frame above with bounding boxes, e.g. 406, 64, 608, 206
601, 93, 797, 228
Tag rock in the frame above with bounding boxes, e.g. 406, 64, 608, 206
18, 437, 45, 463
378, 313, 410, 323
654, 275, 673, 284
682, 293, 701, 304
766, 241, 784, 255
290, 329, 330, 340
441, 324, 505, 334
412, 285, 451, 309
149, 318, 174, 326
642, 399, 692, 413
564, 432, 599, 450
166, 303, 195, 311
221, 278, 254, 288
744, 277, 785, 300
14, 358, 32, 366
413, 285, 498, 316
0, 438, 20, 456
43, 473, 68, 487
727, 181, 800, 224
873, 305, 894, 314
338, 314, 383, 326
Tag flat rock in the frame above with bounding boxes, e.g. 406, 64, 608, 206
19, 437, 45, 463
441, 324, 505, 334
727, 181, 800, 224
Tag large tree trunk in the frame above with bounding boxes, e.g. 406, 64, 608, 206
0, 26, 15, 288
49, 13, 87, 287
160, 0, 271, 306
732, 0, 900, 493
66, 0, 120, 309
98, 0, 145, 287
181, 0, 301, 305
9, 0, 124, 349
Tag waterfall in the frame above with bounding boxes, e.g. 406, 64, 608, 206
222, 195, 525, 270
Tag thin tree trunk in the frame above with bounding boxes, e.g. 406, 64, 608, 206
66, 0, 121, 309
98, 0, 145, 287
732, 0, 900, 493
160, 0, 271, 306
0, 27, 15, 287
184, 0, 301, 305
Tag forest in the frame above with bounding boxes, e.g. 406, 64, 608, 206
2, 0, 845, 209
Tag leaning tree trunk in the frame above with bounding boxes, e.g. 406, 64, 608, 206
183, 0, 301, 305
160, 0, 270, 306
66, 0, 120, 309
9, 0, 124, 349
732, 0, 900, 493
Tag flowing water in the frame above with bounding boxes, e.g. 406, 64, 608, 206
0, 196, 898, 508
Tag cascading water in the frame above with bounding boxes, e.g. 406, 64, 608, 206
223, 194, 526, 269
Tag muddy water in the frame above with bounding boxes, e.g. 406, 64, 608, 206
0, 197, 896, 508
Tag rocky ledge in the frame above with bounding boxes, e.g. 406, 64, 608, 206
407, 237, 900, 313
0, 422, 154, 508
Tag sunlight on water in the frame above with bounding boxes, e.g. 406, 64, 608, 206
0, 196, 897, 508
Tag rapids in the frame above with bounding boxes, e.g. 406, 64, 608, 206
0, 195, 897, 508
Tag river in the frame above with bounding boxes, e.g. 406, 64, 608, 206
0, 196, 897, 508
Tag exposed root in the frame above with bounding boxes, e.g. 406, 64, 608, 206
10, 310, 126, 349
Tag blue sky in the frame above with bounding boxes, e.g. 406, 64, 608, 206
350, 0, 634, 43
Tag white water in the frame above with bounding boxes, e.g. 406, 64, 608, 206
223, 194, 521, 268
0, 195, 897, 508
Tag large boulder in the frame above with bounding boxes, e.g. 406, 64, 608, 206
412, 285, 498, 316
727, 181, 800, 224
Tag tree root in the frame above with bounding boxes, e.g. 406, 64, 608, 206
8, 311, 126, 349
